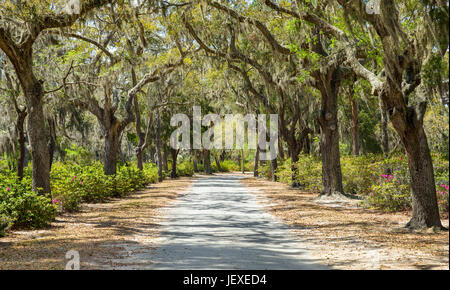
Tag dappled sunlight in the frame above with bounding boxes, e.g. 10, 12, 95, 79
0, 177, 194, 270
242, 177, 449, 270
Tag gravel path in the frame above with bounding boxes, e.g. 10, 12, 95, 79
145, 174, 327, 270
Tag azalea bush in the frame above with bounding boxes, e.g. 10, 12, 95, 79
258, 161, 273, 180
218, 160, 235, 172
0, 160, 159, 231
261, 153, 449, 215
437, 183, 449, 217
177, 160, 194, 176
0, 173, 56, 228
52, 161, 159, 211
275, 158, 293, 184
362, 174, 411, 212
0, 214, 12, 237
295, 155, 323, 192
341, 155, 380, 195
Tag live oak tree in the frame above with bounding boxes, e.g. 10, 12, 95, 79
265, 0, 448, 228
0, 0, 113, 193
334, 0, 448, 229
60, 3, 189, 175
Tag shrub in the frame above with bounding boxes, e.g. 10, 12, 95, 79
341, 154, 380, 195
0, 214, 12, 237
275, 158, 293, 184
143, 163, 159, 183
295, 155, 322, 192
51, 161, 159, 212
433, 153, 449, 186
177, 160, 194, 176
0, 182, 56, 228
216, 160, 230, 172
362, 174, 411, 212
0, 160, 161, 232
437, 183, 449, 217
258, 161, 273, 179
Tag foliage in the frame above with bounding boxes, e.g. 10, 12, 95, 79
362, 175, 411, 212
294, 155, 323, 192
176, 160, 194, 177
0, 214, 12, 237
437, 183, 449, 217
0, 173, 56, 228
51, 161, 158, 211
275, 158, 293, 184
264, 153, 449, 214
0, 160, 159, 231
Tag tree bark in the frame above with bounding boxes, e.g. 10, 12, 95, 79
203, 150, 212, 174
349, 95, 360, 156
24, 81, 52, 194
254, 147, 260, 177
16, 109, 27, 180
270, 158, 278, 182
47, 116, 57, 170
103, 125, 120, 176
317, 70, 344, 196
162, 148, 168, 172
132, 69, 145, 171
278, 136, 285, 159
171, 148, 178, 178
388, 99, 443, 229
290, 149, 300, 186
214, 155, 222, 172
241, 149, 245, 173
380, 100, 390, 156
237, 154, 241, 172
155, 110, 163, 182
193, 153, 198, 172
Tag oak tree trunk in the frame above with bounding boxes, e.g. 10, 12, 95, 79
254, 146, 260, 177
389, 102, 443, 229
16, 109, 27, 180
380, 100, 389, 156
193, 154, 198, 172
47, 116, 57, 170
162, 148, 168, 172
349, 96, 360, 156
104, 126, 120, 176
318, 70, 344, 196
203, 150, 212, 174
214, 155, 222, 172
155, 110, 163, 182
24, 81, 51, 194
171, 148, 178, 178
278, 136, 285, 159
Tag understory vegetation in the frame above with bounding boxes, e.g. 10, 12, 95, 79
0, 158, 159, 233
260, 153, 449, 215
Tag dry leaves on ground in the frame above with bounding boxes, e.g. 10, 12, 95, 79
242, 177, 449, 270
0, 177, 194, 270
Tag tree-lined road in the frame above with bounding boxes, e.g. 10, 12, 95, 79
111, 174, 327, 270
